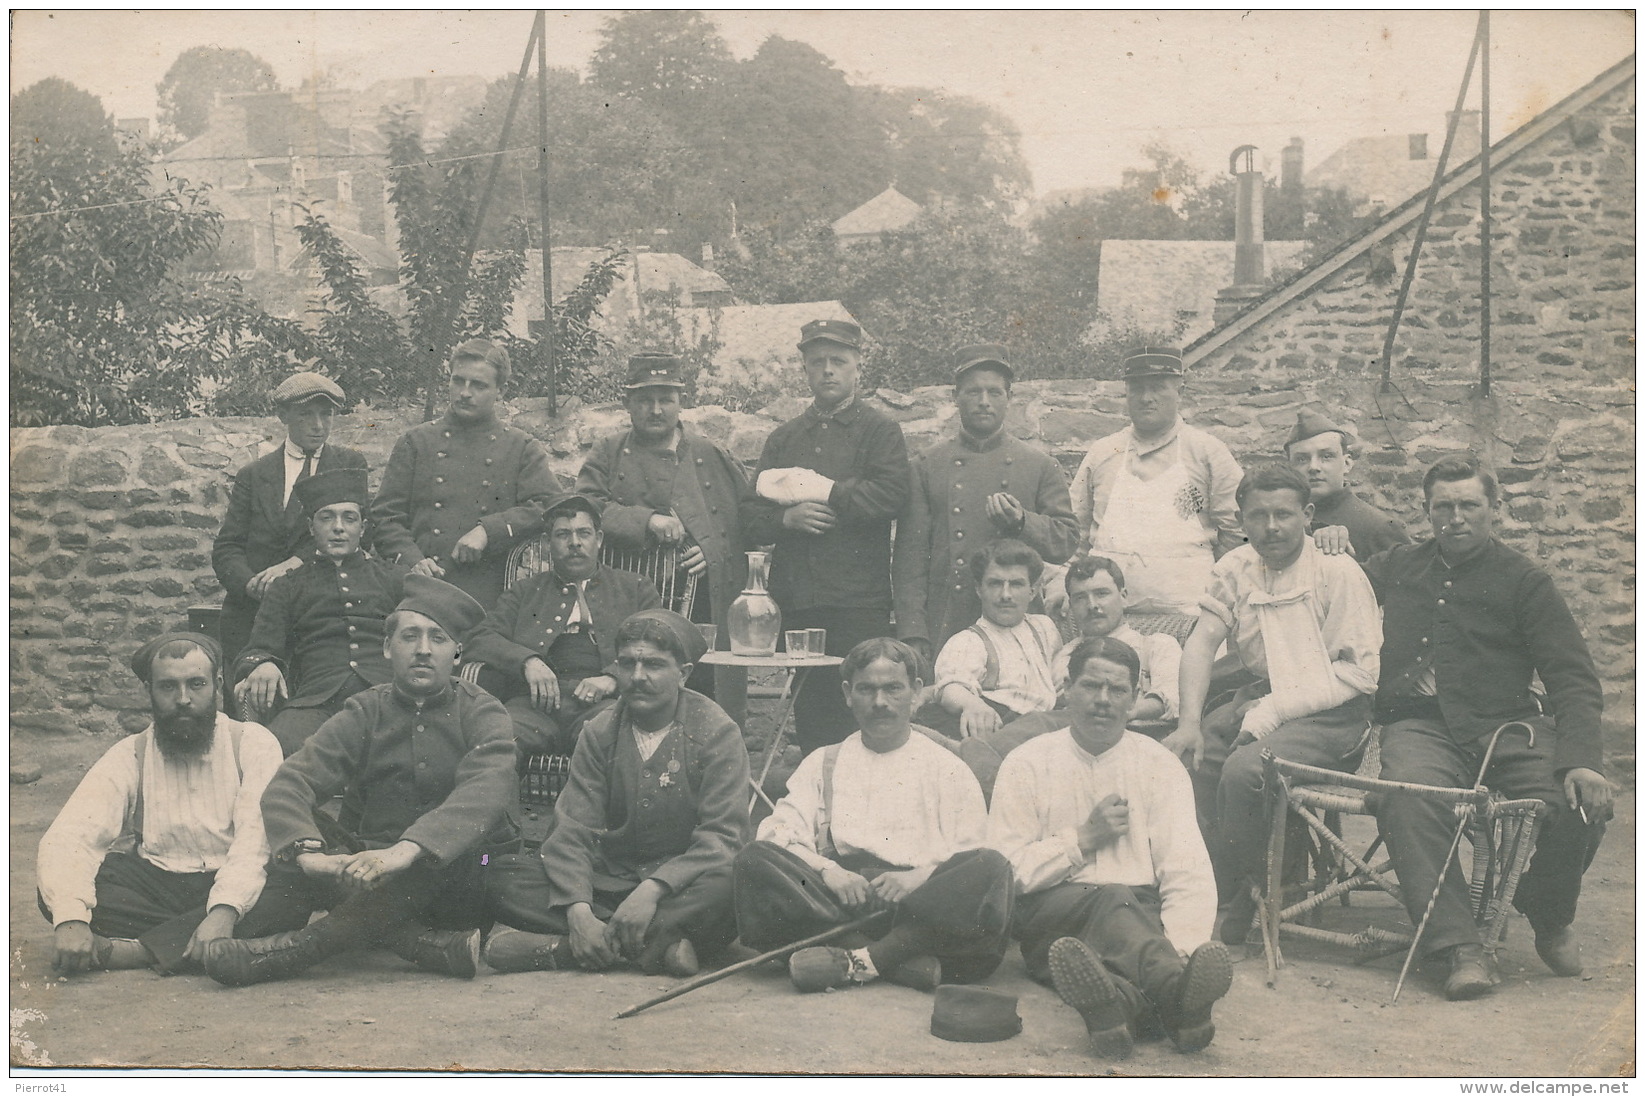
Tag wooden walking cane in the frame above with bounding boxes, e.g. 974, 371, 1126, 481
1391, 721, 1535, 1003
614, 911, 888, 1020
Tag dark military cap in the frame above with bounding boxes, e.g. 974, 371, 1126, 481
130, 631, 222, 684
394, 575, 485, 639
624, 352, 687, 390
1120, 346, 1185, 380
953, 343, 1014, 384
621, 608, 709, 665
797, 319, 864, 352
1285, 409, 1356, 450
270, 371, 346, 408
292, 467, 371, 515
545, 492, 603, 529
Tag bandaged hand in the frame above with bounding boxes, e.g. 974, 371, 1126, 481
756, 467, 836, 506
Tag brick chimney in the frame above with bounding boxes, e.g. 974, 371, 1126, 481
1214, 145, 1268, 325
1281, 137, 1304, 194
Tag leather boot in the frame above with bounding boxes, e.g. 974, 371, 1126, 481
205, 928, 332, 987
386, 924, 482, 979
483, 926, 573, 973
1047, 937, 1134, 1060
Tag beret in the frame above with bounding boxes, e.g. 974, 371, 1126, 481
394, 574, 486, 639
130, 631, 222, 684
621, 608, 709, 665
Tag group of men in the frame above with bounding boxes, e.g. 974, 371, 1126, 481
36, 320, 1615, 1062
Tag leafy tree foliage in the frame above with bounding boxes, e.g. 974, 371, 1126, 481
589, 10, 734, 106
156, 46, 278, 144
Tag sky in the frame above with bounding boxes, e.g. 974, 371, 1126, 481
9, 9, 1636, 196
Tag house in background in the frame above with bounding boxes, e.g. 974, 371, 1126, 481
831, 186, 923, 244
1306, 110, 1483, 215
1090, 239, 1311, 346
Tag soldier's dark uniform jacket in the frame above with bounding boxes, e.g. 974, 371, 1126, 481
462, 564, 662, 682
371, 414, 561, 609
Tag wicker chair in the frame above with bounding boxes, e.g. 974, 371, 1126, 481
460, 534, 699, 809
1255, 747, 1543, 998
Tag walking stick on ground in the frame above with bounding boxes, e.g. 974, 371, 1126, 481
1391, 721, 1535, 1003
614, 911, 888, 1020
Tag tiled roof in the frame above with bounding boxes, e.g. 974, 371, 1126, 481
1093, 240, 1310, 344
831, 187, 923, 238
1186, 53, 1636, 365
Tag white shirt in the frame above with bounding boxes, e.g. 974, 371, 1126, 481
757, 731, 988, 874
988, 728, 1216, 953
37, 715, 284, 926
934, 614, 1062, 716
282, 441, 324, 506
633, 720, 678, 763
1052, 623, 1184, 721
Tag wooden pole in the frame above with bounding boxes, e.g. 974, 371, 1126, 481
535, 8, 558, 416
1479, 9, 1493, 396
614, 912, 888, 1020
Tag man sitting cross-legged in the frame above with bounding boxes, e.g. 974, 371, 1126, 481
483, 609, 750, 977
734, 638, 1015, 994
37, 634, 307, 976
233, 468, 405, 756
1162, 462, 1381, 944
920, 539, 1063, 740
204, 576, 520, 986
464, 493, 661, 758
988, 636, 1230, 1060
957, 554, 1185, 798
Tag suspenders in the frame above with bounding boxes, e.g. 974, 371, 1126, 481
815, 742, 843, 858
129, 724, 245, 846
966, 619, 1058, 691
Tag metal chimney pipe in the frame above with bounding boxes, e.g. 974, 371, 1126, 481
1231, 144, 1266, 287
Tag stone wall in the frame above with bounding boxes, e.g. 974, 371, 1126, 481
10, 368, 1635, 754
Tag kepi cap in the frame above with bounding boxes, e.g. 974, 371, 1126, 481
271, 371, 346, 409
624, 352, 687, 390
930, 985, 1023, 1043
394, 574, 485, 639
292, 467, 371, 515
1285, 409, 1356, 450
953, 343, 1014, 384
621, 608, 709, 665
1120, 346, 1185, 380
130, 631, 222, 684
797, 319, 863, 353
545, 492, 603, 528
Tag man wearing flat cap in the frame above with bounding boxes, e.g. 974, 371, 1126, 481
485, 609, 749, 976
1283, 409, 1408, 562
895, 344, 1077, 662
464, 494, 662, 757
213, 371, 368, 690
37, 633, 306, 975
576, 352, 749, 721
741, 318, 911, 754
373, 338, 561, 610
232, 467, 407, 756
205, 575, 520, 985
1066, 347, 1242, 616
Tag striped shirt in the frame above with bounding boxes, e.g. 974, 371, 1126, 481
37, 715, 283, 926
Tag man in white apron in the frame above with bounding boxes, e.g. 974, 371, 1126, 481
1067, 348, 1243, 616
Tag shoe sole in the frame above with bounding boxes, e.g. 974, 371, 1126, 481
203, 939, 255, 987
789, 947, 851, 994
1445, 974, 1495, 1001
1170, 943, 1232, 1053
663, 940, 700, 979
455, 930, 482, 979
1047, 938, 1134, 1060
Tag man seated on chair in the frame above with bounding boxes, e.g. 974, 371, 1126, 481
1364, 453, 1611, 1000
1283, 410, 1409, 562
484, 609, 749, 977
205, 576, 518, 986
37, 633, 306, 976
733, 638, 1015, 994
464, 494, 662, 757
920, 540, 1062, 741
1162, 462, 1381, 946
233, 468, 405, 756
988, 636, 1229, 1060
957, 554, 1185, 798
576, 351, 748, 721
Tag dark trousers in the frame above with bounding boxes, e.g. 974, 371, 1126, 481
36, 851, 311, 973
1197, 687, 1371, 897
732, 842, 1014, 984
486, 853, 739, 974
1015, 882, 1185, 1026
267, 672, 374, 756
784, 607, 893, 755
501, 694, 615, 757
1374, 712, 1605, 956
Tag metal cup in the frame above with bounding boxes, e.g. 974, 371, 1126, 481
784, 630, 810, 656
807, 628, 827, 655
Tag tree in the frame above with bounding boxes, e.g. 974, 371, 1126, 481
861, 85, 1033, 209
156, 46, 278, 143
11, 79, 226, 425
589, 10, 734, 108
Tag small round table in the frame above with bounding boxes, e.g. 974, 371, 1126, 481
700, 651, 844, 811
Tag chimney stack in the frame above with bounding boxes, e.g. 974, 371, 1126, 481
1214, 145, 1268, 325
1281, 137, 1304, 193
700, 243, 715, 271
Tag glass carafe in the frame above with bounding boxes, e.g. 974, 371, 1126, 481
728, 551, 781, 656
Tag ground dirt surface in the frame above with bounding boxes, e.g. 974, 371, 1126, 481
9, 732, 1636, 1076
